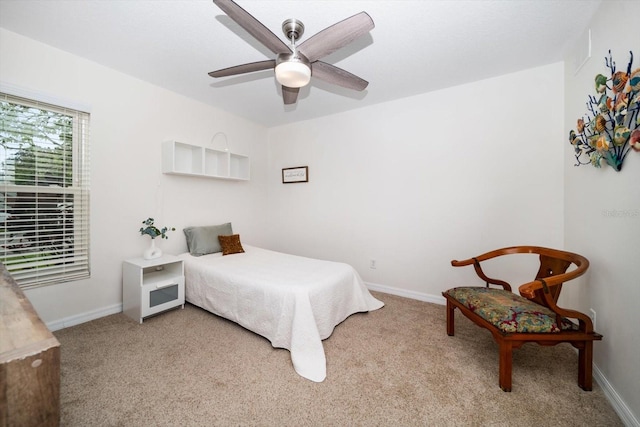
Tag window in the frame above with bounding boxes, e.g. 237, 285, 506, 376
0, 92, 90, 289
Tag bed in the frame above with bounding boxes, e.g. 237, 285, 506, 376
177, 225, 383, 382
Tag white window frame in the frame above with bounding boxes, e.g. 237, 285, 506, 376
0, 91, 90, 289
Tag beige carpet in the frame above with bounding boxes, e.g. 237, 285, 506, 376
54, 292, 621, 426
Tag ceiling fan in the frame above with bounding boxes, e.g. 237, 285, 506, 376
208, 0, 374, 105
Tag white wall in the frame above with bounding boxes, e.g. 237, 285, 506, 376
266, 63, 565, 301
0, 28, 270, 325
563, 1, 640, 423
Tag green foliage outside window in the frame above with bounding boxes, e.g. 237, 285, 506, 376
0, 99, 79, 281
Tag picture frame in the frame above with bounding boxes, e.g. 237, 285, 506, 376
282, 166, 308, 184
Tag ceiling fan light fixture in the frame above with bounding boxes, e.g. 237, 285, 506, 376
275, 52, 311, 88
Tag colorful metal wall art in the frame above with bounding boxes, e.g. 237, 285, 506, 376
569, 50, 639, 171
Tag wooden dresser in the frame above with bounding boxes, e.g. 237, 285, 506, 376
0, 264, 60, 426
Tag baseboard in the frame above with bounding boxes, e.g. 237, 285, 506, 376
46, 283, 439, 332
365, 281, 446, 306
46, 303, 122, 332
593, 363, 639, 427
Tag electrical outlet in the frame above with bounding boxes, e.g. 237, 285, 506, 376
589, 308, 596, 330
369, 259, 376, 269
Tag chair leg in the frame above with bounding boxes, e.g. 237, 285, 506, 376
499, 340, 513, 392
578, 341, 594, 391
446, 300, 455, 336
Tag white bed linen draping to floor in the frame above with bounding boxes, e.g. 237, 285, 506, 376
178, 245, 384, 382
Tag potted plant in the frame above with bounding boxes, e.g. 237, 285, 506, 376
139, 218, 175, 259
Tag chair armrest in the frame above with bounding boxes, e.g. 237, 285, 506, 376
518, 254, 589, 299
520, 279, 595, 333
451, 255, 512, 291
518, 254, 592, 332
451, 258, 476, 267
451, 246, 538, 266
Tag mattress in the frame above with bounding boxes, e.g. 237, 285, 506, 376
178, 245, 384, 382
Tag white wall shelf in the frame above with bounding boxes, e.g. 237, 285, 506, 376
162, 140, 250, 181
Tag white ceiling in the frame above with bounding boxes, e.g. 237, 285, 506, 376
0, 0, 601, 128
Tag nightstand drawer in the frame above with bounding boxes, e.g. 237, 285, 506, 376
142, 277, 185, 317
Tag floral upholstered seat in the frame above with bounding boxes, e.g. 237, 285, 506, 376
444, 287, 578, 334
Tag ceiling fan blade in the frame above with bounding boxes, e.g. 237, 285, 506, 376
312, 62, 368, 91
282, 86, 300, 105
208, 60, 275, 78
213, 0, 291, 55
297, 12, 374, 62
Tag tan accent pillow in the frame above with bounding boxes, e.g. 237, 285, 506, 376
218, 234, 245, 256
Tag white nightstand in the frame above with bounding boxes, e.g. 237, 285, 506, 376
122, 254, 185, 323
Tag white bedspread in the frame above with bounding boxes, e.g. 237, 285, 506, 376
178, 245, 384, 382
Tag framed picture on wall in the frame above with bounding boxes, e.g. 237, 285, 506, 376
282, 166, 308, 183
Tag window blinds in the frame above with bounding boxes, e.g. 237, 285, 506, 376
0, 92, 90, 289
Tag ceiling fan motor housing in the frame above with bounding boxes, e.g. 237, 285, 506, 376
282, 18, 305, 41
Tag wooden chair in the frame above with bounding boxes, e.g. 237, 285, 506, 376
442, 246, 602, 392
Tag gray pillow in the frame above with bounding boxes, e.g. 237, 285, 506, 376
183, 223, 233, 256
